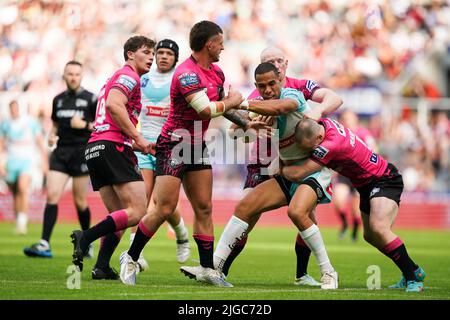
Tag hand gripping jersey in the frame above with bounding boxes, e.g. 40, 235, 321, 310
89, 64, 142, 147
139, 67, 175, 142
312, 118, 388, 187
248, 77, 321, 164
160, 56, 225, 144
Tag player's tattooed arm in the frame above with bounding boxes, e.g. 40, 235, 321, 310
223, 109, 250, 129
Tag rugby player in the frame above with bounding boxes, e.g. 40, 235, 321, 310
119, 21, 270, 286
224, 46, 343, 286
70, 36, 155, 278
0, 100, 47, 235
126, 38, 190, 272
280, 117, 426, 292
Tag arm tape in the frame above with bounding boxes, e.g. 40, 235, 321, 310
189, 90, 225, 118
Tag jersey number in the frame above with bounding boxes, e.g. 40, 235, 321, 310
330, 118, 346, 137
95, 98, 106, 125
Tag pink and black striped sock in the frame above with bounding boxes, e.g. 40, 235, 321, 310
222, 235, 248, 276
380, 237, 417, 281
295, 233, 312, 278
193, 234, 214, 269
128, 221, 155, 261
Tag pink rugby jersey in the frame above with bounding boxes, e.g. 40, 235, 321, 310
89, 64, 142, 146
247, 77, 321, 165
312, 118, 388, 187
160, 56, 225, 144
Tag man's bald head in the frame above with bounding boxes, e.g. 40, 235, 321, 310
260, 46, 288, 79
295, 118, 324, 152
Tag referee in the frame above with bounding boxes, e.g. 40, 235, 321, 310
24, 60, 97, 258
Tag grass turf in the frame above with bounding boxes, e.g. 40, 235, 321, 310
0, 222, 449, 300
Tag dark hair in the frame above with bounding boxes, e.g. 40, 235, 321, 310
156, 39, 179, 67
65, 60, 82, 68
254, 62, 279, 79
123, 36, 156, 61
189, 20, 223, 52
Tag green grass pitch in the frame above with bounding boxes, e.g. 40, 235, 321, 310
0, 222, 449, 300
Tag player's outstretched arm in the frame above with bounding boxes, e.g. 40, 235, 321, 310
241, 98, 298, 116
281, 159, 323, 182
307, 88, 343, 120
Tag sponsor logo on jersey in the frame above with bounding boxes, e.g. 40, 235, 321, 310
75, 99, 88, 108
306, 80, 319, 92
279, 133, 296, 148
57, 99, 63, 108
116, 74, 137, 92
95, 124, 110, 132
370, 153, 378, 164
141, 77, 149, 88
178, 72, 200, 88
313, 145, 329, 159
145, 106, 169, 117
56, 110, 84, 119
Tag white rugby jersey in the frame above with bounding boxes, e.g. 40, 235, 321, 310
139, 67, 175, 141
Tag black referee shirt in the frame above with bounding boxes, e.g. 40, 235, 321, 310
51, 88, 97, 147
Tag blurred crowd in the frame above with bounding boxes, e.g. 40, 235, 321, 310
0, 0, 449, 193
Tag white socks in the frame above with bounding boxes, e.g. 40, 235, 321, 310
300, 224, 334, 274
172, 217, 189, 241
213, 215, 249, 271
16, 212, 28, 234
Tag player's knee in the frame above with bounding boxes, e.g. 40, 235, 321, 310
287, 207, 308, 222
235, 200, 253, 219
193, 201, 212, 218
46, 190, 61, 204
368, 223, 389, 241
126, 214, 140, 226
126, 202, 148, 224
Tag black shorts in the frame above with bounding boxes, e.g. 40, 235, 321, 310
244, 164, 270, 189
155, 135, 212, 180
335, 174, 357, 194
85, 140, 143, 191
357, 163, 404, 214
49, 145, 89, 177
